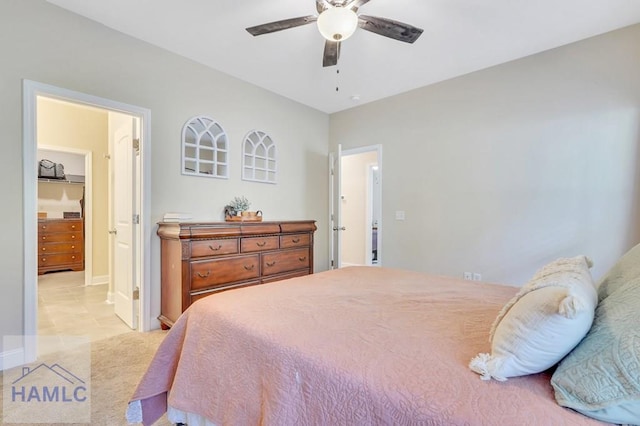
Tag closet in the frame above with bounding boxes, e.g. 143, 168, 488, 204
37, 151, 85, 275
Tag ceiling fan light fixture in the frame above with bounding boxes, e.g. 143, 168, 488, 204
317, 7, 358, 41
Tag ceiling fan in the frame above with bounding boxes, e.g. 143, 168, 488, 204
246, 0, 423, 67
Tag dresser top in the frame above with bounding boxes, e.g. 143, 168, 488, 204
157, 220, 317, 240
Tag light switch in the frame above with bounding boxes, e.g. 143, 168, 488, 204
395, 210, 405, 220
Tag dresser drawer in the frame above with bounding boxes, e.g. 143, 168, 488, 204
38, 220, 82, 233
39, 231, 83, 243
280, 233, 310, 248
39, 242, 83, 254
190, 280, 261, 304
262, 269, 310, 284
191, 238, 238, 258
191, 255, 260, 290
262, 248, 310, 276
241, 236, 279, 253
39, 253, 83, 267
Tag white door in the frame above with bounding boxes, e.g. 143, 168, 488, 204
110, 112, 138, 329
329, 144, 343, 269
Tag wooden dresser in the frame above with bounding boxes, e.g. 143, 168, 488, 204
157, 220, 316, 328
38, 218, 84, 275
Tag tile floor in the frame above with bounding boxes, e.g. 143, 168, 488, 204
38, 271, 133, 344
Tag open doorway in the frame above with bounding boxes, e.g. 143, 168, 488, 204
23, 80, 152, 362
36, 99, 132, 342
330, 144, 382, 268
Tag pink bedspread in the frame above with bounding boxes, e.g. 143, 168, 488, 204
128, 266, 604, 425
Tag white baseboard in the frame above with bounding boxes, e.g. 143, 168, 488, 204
91, 275, 109, 286
0, 347, 25, 371
106, 291, 115, 304
149, 317, 162, 330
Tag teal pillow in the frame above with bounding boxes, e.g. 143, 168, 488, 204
551, 276, 640, 424
597, 242, 640, 301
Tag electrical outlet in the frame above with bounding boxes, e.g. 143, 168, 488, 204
473, 273, 482, 281
463, 272, 473, 280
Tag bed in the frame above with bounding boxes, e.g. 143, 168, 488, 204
126, 262, 639, 425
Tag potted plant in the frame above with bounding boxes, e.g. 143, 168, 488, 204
229, 196, 251, 214
225, 196, 262, 221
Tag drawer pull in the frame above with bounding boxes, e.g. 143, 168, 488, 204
71, 256, 75, 259
41, 258, 46, 262
244, 264, 255, 271
209, 244, 222, 251
256, 241, 267, 247
298, 256, 307, 262
41, 225, 47, 230
197, 271, 211, 278
266, 261, 276, 267
71, 235, 75, 239
292, 238, 300, 243
41, 247, 46, 251
71, 245, 75, 249
71, 225, 75, 229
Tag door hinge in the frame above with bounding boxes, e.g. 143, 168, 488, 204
133, 288, 140, 300
330, 259, 334, 267
133, 214, 140, 224
133, 138, 140, 153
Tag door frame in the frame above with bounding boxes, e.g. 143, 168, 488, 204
23, 80, 152, 362
330, 144, 383, 268
329, 145, 342, 268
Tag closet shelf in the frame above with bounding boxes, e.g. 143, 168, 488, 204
38, 174, 85, 184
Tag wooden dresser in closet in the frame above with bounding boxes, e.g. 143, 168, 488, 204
38, 218, 84, 275
157, 220, 316, 328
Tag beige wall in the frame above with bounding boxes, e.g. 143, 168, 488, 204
38, 182, 84, 218
0, 0, 329, 352
330, 24, 640, 285
37, 98, 110, 278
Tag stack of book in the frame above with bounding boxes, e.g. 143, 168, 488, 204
163, 212, 193, 222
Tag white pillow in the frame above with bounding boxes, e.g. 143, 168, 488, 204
469, 255, 597, 381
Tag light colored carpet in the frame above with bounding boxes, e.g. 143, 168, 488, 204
1, 330, 172, 425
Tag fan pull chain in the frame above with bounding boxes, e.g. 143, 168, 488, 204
336, 69, 340, 92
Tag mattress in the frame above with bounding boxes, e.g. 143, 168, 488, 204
128, 266, 605, 425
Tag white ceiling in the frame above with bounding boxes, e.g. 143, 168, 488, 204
47, 0, 640, 114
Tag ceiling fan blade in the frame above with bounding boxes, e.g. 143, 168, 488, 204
316, 0, 329, 14
246, 16, 317, 36
358, 15, 423, 43
322, 40, 341, 67
347, 0, 370, 10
